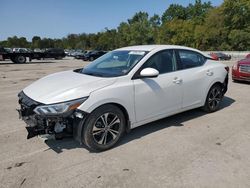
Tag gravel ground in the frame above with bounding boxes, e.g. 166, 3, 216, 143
0, 57, 249, 188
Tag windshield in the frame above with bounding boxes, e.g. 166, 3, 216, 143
81, 50, 148, 77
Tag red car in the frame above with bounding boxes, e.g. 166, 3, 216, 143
232, 58, 250, 82
209, 52, 231, 60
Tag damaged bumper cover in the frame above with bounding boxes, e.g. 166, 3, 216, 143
17, 91, 88, 143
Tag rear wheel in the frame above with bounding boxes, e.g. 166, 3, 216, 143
82, 104, 125, 151
55, 56, 63, 60
90, 56, 94, 61
15, 55, 26, 63
202, 84, 223, 112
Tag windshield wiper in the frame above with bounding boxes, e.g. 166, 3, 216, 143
84, 72, 104, 77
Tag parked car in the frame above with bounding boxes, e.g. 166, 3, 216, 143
209, 52, 231, 60
83, 50, 107, 61
74, 52, 86, 59
13, 48, 32, 53
42, 48, 66, 59
4, 48, 12, 53
33, 48, 42, 52
17, 45, 229, 151
232, 58, 250, 82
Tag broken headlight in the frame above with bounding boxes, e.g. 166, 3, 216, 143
34, 97, 88, 116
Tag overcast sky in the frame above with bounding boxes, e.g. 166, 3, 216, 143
0, 0, 223, 41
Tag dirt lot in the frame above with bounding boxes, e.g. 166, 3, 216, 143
0, 58, 249, 188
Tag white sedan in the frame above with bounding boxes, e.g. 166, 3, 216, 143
18, 45, 229, 151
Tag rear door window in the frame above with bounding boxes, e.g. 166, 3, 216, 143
178, 50, 205, 69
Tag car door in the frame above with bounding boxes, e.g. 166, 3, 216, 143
44, 49, 52, 58
133, 49, 183, 123
176, 49, 211, 109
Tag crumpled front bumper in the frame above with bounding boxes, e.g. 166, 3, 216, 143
17, 91, 88, 143
17, 109, 46, 139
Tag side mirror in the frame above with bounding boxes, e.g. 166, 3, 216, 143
140, 68, 159, 78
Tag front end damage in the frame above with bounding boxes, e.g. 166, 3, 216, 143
17, 91, 87, 143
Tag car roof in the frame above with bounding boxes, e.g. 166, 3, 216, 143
115, 45, 210, 58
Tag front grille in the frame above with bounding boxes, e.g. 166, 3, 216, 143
239, 65, 250, 73
18, 91, 42, 116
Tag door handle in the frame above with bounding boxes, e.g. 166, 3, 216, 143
173, 77, 182, 84
206, 70, 214, 76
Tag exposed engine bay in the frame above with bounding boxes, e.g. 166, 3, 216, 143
17, 91, 86, 141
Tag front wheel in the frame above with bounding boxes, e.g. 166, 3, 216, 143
202, 84, 223, 113
15, 55, 26, 63
82, 104, 125, 151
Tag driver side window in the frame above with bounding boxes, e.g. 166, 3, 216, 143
142, 50, 176, 74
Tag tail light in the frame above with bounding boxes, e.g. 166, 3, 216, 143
225, 66, 229, 73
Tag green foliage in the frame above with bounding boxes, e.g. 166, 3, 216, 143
0, 0, 249, 50
162, 4, 188, 22
2, 36, 29, 48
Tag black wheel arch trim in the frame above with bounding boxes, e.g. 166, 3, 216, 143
74, 103, 131, 144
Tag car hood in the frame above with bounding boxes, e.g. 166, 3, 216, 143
23, 70, 117, 104
238, 59, 250, 65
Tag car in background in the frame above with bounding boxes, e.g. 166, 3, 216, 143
209, 52, 231, 60
69, 50, 84, 57
13, 48, 32, 53
4, 48, 12, 53
17, 45, 229, 151
245, 53, 250, 59
64, 49, 70, 56
83, 50, 107, 61
42, 48, 66, 59
232, 58, 250, 82
34, 48, 42, 52
74, 52, 86, 59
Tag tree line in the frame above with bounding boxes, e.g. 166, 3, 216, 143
0, 0, 249, 51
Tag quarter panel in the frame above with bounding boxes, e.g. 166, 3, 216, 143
201, 61, 228, 105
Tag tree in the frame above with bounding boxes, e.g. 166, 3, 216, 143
194, 7, 229, 50
222, 0, 250, 50
0, 0, 249, 51
31, 36, 41, 49
223, 0, 250, 30
162, 4, 187, 23
187, 0, 212, 22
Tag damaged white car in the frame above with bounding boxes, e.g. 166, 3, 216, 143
18, 45, 228, 151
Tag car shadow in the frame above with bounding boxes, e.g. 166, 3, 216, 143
45, 96, 235, 153
44, 139, 86, 153
116, 96, 235, 148
233, 80, 250, 85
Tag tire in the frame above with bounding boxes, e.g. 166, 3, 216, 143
15, 55, 26, 64
55, 56, 62, 60
90, 57, 94, 61
202, 84, 223, 113
10, 57, 17, 63
82, 104, 126, 151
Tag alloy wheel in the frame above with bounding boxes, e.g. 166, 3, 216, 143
92, 113, 121, 145
208, 87, 222, 110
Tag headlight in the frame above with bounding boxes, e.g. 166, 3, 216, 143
34, 97, 88, 116
232, 64, 238, 70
